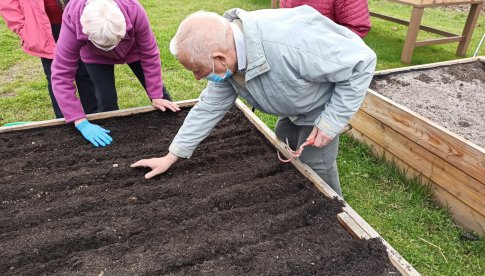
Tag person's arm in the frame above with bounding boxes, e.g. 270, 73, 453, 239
0, 0, 25, 37
51, 13, 85, 123
131, 81, 238, 178
51, 12, 112, 147
132, 4, 179, 112
298, 43, 377, 147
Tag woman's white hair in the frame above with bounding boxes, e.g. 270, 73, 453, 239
170, 11, 229, 67
80, 0, 126, 46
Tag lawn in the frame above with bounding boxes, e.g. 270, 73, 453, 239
1, 0, 484, 274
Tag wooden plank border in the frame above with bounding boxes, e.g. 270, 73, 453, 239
347, 127, 485, 235
353, 95, 485, 215
348, 57, 485, 235
370, 11, 458, 37
374, 56, 482, 76
0, 99, 198, 134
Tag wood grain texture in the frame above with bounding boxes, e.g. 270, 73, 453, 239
348, 128, 485, 236
350, 108, 485, 218
0, 100, 199, 134
360, 90, 485, 184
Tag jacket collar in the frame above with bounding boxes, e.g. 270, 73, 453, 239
223, 8, 271, 82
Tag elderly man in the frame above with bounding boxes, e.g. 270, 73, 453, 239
132, 6, 377, 196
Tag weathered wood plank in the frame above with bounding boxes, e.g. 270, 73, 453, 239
369, 12, 458, 37
347, 128, 485, 236
350, 108, 485, 218
414, 36, 463, 47
374, 56, 480, 76
0, 99, 199, 133
338, 212, 372, 239
360, 90, 485, 185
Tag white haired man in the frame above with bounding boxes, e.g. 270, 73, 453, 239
52, 0, 180, 147
131, 6, 377, 196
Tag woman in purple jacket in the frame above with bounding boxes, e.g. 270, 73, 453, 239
52, 0, 179, 147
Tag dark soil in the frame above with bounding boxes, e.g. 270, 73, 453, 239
414, 73, 433, 84
0, 107, 398, 275
446, 62, 485, 84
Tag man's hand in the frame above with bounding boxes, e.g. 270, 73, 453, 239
306, 126, 333, 148
130, 153, 180, 179
75, 119, 113, 147
152, 98, 180, 112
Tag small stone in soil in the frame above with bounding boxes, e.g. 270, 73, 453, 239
127, 196, 138, 204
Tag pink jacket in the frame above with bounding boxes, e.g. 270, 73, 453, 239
279, 0, 371, 38
51, 0, 164, 123
0, 0, 56, 59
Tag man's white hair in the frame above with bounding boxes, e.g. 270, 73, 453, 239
80, 0, 126, 46
170, 11, 229, 67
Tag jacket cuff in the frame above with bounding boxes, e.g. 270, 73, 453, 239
315, 117, 339, 139
64, 115, 86, 124
168, 144, 192, 159
149, 93, 163, 100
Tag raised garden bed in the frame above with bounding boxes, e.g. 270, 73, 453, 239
0, 100, 416, 275
349, 57, 485, 236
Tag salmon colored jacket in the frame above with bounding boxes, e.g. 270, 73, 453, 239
0, 0, 56, 59
279, 0, 371, 38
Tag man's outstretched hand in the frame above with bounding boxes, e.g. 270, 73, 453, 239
131, 153, 180, 179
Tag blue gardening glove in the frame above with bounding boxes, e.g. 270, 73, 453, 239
75, 120, 113, 147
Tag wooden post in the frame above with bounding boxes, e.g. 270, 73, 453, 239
456, 3, 483, 56
401, 7, 424, 64
271, 0, 278, 8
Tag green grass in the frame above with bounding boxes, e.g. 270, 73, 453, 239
1, 0, 484, 274
339, 135, 485, 274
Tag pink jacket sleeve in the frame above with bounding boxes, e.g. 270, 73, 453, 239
280, 0, 333, 19
334, 0, 371, 38
280, 0, 371, 38
133, 5, 163, 99
51, 14, 86, 123
0, 0, 25, 37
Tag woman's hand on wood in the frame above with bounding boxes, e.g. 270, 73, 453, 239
152, 98, 180, 112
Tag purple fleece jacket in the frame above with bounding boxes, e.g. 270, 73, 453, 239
51, 0, 163, 123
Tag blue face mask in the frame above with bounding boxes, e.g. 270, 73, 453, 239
204, 59, 233, 83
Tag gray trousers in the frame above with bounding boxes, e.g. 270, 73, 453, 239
275, 117, 342, 196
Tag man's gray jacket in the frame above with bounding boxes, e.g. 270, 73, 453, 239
169, 5, 377, 158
